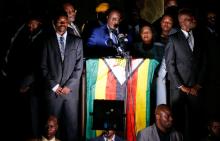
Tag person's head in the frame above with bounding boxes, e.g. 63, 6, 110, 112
206, 10, 217, 28
178, 8, 194, 32
54, 11, 68, 35
63, 2, 77, 24
191, 16, 197, 29
139, 21, 155, 44
129, 8, 141, 25
160, 14, 174, 36
155, 104, 173, 133
43, 115, 59, 140
106, 8, 122, 30
208, 118, 220, 138
165, 0, 178, 9
27, 18, 42, 33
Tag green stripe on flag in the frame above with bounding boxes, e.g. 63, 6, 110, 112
86, 59, 99, 140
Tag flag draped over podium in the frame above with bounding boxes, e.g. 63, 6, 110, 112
86, 58, 159, 141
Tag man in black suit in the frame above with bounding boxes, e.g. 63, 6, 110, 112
165, 8, 206, 141
40, 11, 83, 141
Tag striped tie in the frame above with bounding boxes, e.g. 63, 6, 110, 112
187, 32, 193, 51
60, 36, 65, 61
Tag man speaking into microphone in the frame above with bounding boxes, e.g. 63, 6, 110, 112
86, 8, 132, 57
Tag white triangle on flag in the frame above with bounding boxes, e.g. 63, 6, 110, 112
104, 58, 144, 85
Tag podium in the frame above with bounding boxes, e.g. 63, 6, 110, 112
85, 58, 158, 141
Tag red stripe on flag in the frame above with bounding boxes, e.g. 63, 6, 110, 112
106, 70, 117, 100
126, 69, 138, 141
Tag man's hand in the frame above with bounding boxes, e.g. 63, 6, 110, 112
180, 85, 191, 94
189, 84, 202, 96
55, 86, 63, 95
20, 86, 30, 94
61, 86, 71, 95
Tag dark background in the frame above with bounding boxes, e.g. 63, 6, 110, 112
0, 0, 218, 24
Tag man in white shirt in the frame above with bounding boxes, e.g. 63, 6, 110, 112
27, 115, 60, 141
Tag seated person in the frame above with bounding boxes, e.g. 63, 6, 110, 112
27, 115, 61, 141
137, 104, 183, 141
90, 130, 123, 141
201, 118, 220, 141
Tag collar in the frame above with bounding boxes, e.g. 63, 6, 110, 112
56, 31, 67, 39
155, 124, 171, 136
181, 29, 188, 38
103, 134, 116, 141
42, 136, 56, 141
181, 29, 192, 38
107, 25, 119, 33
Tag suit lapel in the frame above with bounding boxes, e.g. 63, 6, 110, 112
179, 31, 193, 54
64, 34, 74, 56
104, 25, 111, 39
51, 35, 63, 61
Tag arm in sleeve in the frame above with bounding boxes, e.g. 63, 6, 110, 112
65, 39, 84, 89
165, 37, 182, 88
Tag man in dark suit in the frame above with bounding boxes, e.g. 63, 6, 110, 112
165, 8, 206, 141
40, 11, 83, 141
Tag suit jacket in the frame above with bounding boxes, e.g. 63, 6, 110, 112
137, 124, 183, 141
165, 29, 206, 88
87, 24, 112, 48
41, 32, 83, 99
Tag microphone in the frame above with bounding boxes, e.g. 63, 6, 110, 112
105, 37, 129, 57
105, 39, 124, 55
118, 33, 128, 44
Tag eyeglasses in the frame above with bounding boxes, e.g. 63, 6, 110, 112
208, 16, 216, 20
73, 9, 77, 13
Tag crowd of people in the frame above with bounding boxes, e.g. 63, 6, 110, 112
0, 0, 219, 141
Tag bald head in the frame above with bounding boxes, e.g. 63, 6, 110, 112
155, 104, 173, 133
155, 104, 171, 115
47, 115, 58, 125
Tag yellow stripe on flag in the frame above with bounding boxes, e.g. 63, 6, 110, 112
136, 59, 149, 133
95, 59, 108, 99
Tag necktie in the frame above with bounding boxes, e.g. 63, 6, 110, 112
187, 32, 193, 51
60, 36, 65, 61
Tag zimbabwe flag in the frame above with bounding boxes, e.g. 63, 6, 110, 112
86, 58, 159, 141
